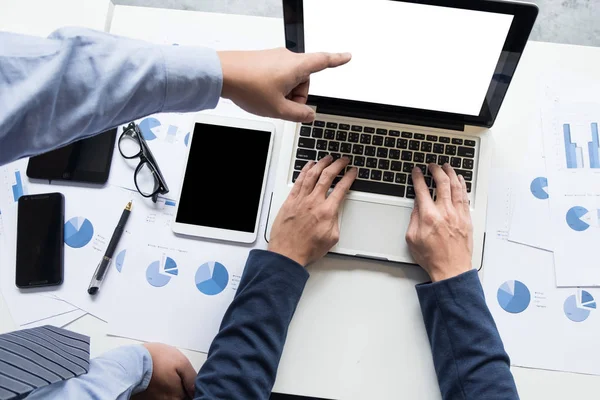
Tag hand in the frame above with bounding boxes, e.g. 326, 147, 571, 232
218, 48, 351, 123
405, 164, 473, 282
269, 156, 357, 266
133, 343, 196, 400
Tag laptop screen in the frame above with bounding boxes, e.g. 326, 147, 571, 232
303, 0, 514, 117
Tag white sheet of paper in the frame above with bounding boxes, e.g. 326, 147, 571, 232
542, 97, 600, 286
483, 167, 600, 376
21, 309, 87, 329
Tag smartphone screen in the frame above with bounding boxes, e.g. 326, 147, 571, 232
16, 193, 64, 288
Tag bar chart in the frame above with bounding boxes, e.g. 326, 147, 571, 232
564, 124, 584, 168
588, 123, 600, 168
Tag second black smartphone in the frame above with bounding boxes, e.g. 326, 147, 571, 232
16, 192, 65, 288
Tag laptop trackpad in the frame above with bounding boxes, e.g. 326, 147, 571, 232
338, 200, 413, 260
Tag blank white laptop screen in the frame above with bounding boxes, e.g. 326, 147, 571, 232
303, 0, 514, 116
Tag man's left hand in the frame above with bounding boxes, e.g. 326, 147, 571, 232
133, 343, 196, 400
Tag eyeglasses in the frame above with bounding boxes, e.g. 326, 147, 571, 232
118, 122, 169, 202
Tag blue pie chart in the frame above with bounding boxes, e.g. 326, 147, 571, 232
497, 280, 530, 314
139, 117, 160, 141
146, 256, 178, 288
195, 262, 229, 296
566, 206, 590, 232
115, 249, 126, 273
530, 177, 549, 200
64, 217, 94, 248
564, 290, 596, 322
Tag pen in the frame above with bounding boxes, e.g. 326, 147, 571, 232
88, 201, 132, 295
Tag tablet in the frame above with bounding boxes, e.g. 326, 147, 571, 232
26, 128, 117, 184
172, 115, 275, 244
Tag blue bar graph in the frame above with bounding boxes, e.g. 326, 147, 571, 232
11, 171, 24, 202
588, 123, 600, 169
564, 124, 584, 169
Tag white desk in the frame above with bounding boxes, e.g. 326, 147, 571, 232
1, 4, 600, 399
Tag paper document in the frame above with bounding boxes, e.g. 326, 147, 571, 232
542, 100, 600, 286
483, 168, 600, 376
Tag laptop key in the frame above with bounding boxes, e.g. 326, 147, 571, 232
389, 149, 400, 160
401, 131, 413, 138
413, 152, 425, 163
326, 122, 338, 129
314, 121, 325, 127
421, 142, 432, 152
331, 153, 341, 160
341, 143, 352, 153
397, 139, 408, 149
350, 179, 406, 198
366, 158, 378, 168
324, 129, 335, 140
316, 140, 327, 150
328, 141, 340, 152
372, 136, 384, 146
298, 138, 316, 149
416, 164, 427, 174
358, 168, 370, 179
439, 136, 450, 143
464, 139, 476, 147
403, 163, 415, 173
384, 137, 396, 148
426, 135, 438, 142
433, 144, 444, 154
296, 149, 316, 160
389, 130, 400, 137
351, 125, 363, 132
426, 154, 437, 164
452, 138, 463, 145
378, 159, 390, 170
354, 156, 365, 167
458, 147, 475, 158
377, 147, 388, 158
317, 151, 329, 160
352, 144, 364, 155
365, 146, 376, 156
409, 140, 420, 150
391, 161, 403, 171
294, 160, 308, 170
383, 171, 394, 182
292, 171, 300, 182
336, 131, 348, 141
348, 132, 360, 143
360, 134, 372, 144
451, 157, 461, 168
462, 159, 474, 169
370, 170, 382, 181
401, 151, 412, 161
376, 128, 388, 135
455, 169, 473, 181
312, 128, 324, 138
364, 127, 375, 133
445, 145, 457, 156
302, 122, 313, 126
466, 182, 472, 192
414, 133, 425, 140
406, 186, 415, 199
339, 123, 351, 131
438, 155, 450, 165
395, 172, 407, 184
300, 126, 311, 137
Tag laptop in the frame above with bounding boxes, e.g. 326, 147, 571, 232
267, 0, 538, 267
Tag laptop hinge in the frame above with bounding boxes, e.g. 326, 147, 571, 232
314, 105, 465, 132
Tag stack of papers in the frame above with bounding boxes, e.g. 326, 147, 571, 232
482, 71, 600, 376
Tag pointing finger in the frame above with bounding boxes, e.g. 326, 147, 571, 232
412, 167, 434, 212
428, 163, 451, 206
301, 52, 352, 75
327, 165, 358, 208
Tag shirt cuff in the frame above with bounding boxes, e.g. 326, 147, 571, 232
245, 249, 310, 291
415, 269, 483, 305
100, 344, 153, 395
159, 45, 223, 113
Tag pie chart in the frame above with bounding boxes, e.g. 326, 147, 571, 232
564, 290, 596, 322
195, 262, 229, 296
566, 206, 590, 232
115, 249, 126, 273
184, 132, 190, 147
497, 280, 530, 314
530, 177, 549, 200
146, 256, 178, 288
139, 117, 160, 141
64, 217, 94, 248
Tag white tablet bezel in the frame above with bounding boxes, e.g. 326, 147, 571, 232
171, 114, 275, 244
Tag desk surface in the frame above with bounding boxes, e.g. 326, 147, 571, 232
1, 4, 600, 399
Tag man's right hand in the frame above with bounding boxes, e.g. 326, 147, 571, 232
405, 163, 473, 282
268, 155, 357, 266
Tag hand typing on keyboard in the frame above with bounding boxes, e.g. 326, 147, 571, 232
218, 49, 351, 123
405, 164, 473, 282
268, 155, 357, 266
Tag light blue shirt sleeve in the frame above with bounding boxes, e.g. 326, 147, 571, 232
0, 27, 223, 166
27, 345, 153, 400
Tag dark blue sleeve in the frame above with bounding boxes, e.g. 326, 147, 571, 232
194, 249, 309, 400
416, 270, 519, 400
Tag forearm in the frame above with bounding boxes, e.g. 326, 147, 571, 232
27, 345, 152, 399
195, 250, 309, 400
0, 28, 222, 165
417, 270, 518, 400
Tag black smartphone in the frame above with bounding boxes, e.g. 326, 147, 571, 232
16, 193, 65, 288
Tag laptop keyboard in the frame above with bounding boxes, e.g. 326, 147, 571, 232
292, 119, 477, 200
